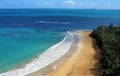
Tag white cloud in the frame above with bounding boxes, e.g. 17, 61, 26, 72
36, 0, 95, 8
44, 2, 54, 6
63, 0, 76, 5
37, 1, 54, 7
62, 0, 95, 7
78, 2, 95, 6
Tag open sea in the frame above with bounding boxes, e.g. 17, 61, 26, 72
0, 9, 120, 73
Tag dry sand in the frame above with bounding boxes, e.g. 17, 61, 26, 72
47, 31, 100, 76
28, 31, 100, 76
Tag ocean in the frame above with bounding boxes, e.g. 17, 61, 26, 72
0, 9, 120, 74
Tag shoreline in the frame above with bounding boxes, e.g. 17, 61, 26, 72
27, 31, 80, 76
47, 31, 100, 76
0, 31, 75, 76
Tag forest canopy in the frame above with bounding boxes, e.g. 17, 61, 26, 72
90, 23, 120, 76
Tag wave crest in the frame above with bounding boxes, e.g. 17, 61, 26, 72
35, 21, 71, 24
0, 31, 75, 76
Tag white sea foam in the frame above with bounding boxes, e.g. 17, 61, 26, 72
35, 21, 71, 24
0, 31, 75, 76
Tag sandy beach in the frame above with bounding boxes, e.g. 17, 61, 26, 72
1, 31, 100, 76
0, 31, 75, 76
27, 31, 79, 76
47, 31, 100, 76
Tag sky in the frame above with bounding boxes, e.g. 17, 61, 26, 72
0, 0, 120, 9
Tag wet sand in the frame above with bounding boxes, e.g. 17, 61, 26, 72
27, 31, 79, 76
28, 31, 100, 76
47, 31, 100, 76
1, 32, 75, 76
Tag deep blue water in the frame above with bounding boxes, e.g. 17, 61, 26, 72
0, 16, 120, 30
0, 9, 120, 30
0, 9, 120, 18
0, 9, 120, 73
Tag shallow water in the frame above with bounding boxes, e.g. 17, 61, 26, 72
0, 9, 120, 73
0, 28, 65, 73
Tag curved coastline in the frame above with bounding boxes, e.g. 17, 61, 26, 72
0, 31, 75, 76
47, 31, 100, 76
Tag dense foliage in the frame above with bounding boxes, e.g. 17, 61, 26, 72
90, 24, 120, 76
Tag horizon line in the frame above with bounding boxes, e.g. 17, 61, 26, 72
0, 8, 120, 10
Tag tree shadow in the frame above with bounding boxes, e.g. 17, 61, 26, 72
90, 37, 101, 76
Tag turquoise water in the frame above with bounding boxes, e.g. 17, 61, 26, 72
0, 9, 120, 73
0, 28, 65, 73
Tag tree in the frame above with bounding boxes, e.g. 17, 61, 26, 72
90, 24, 120, 76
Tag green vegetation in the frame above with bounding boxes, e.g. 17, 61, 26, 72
90, 23, 120, 76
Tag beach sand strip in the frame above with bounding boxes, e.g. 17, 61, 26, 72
47, 31, 100, 76
27, 32, 79, 76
